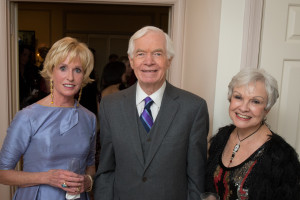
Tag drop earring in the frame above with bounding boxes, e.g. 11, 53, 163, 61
77, 87, 83, 106
50, 79, 54, 104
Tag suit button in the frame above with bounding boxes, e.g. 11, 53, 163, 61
142, 177, 147, 182
147, 138, 151, 142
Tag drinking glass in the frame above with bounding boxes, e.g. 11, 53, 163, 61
200, 192, 220, 200
68, 158, 81, 174
66, 158, 81, 199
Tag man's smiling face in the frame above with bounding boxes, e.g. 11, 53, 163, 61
129, 31, 172, 94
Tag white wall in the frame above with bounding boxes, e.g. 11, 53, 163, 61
213, 0, 246, 134
182, 0, 221, 136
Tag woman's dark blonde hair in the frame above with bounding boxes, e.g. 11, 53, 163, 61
40, 37, 94, 87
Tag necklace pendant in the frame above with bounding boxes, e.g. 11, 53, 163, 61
233, 143, 240, 153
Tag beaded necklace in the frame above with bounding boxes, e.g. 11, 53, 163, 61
228, 123, 263, 166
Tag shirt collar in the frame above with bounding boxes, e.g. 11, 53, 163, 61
136, 81, 166, 107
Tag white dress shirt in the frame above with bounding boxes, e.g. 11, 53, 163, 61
136, 81, 166, 122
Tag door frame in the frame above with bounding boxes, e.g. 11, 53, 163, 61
241, 0, 263, 69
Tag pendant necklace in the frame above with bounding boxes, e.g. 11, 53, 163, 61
228, 123, 263, 166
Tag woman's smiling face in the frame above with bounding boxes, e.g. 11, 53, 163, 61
229, 81, 269, 132
51, 55, 83, 102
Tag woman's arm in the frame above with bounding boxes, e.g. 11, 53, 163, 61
83, 165, 95, 192
0, 170, 46, 187
0, 169, 83, 193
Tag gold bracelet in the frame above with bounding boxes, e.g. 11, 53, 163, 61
86, 174, 93, 192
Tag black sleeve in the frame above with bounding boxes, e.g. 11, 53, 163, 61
249, 134, 300, 200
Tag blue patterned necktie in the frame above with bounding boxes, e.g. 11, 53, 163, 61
140, 97, 154, 133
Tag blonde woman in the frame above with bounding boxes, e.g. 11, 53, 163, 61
0, 37, 95, 200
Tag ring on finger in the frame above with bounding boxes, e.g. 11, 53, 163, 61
61, 182, 68, 188
77, 187, 81, 192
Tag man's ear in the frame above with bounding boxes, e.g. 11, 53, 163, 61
128, 55, 134, 69
167, 57, 173, 68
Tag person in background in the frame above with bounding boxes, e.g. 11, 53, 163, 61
0, 37, 96, 200
205, 68, 300, 200
19, 44, 42, 108
108, 53, 118, 63
37, 46, 51, 99
94, 61, 126, 171
119, 55, 137, 88
100, 61, 126, 97
38, 46, 50, 71
94, 26, 209, 200
80, 48, 99, 117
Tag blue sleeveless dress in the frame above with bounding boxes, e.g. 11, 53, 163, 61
0, 102, 96, 200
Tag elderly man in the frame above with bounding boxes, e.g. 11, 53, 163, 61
94, 26, 209, 200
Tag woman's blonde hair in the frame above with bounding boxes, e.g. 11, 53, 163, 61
40, 37, 94, 87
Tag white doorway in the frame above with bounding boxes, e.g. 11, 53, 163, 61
259, 0, 300, 154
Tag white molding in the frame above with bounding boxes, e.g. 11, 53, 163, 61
167, 0, 186, 87
240, 0, 264, 69
11, 0, 176, 4
0, 2, 10, 199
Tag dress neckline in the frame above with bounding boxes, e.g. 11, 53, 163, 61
219, 140, 270, 170
35, 100, 78, 108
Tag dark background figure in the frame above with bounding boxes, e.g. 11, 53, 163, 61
108, 53, 119, 63
118, 56, 137, 89
99, 61, 126, 98
80, 68, 99, 116
19, 44, 43, 109
80, 48, 99, 117
95, 61, 126, 170
37, 46, 50, 71
37, 46, 50, 98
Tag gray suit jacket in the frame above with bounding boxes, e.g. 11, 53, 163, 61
94, 82, 209, 200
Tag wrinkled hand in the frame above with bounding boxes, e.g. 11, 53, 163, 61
46, 169, 84, 194
66, 175, 92, 195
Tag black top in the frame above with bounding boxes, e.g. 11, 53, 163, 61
205, 125, 300, 200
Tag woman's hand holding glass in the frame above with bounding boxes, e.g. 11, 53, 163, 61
66, 158, 85, 195
45, 168, 83, 194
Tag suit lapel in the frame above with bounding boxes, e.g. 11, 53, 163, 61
121, 84, 145, 167
144, 83, 179, 169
